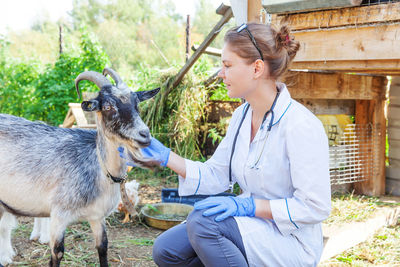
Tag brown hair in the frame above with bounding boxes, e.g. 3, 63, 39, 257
224, 23, 300, 80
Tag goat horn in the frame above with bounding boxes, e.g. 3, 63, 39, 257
102, 67, 128, 90
75, 71, 112, 99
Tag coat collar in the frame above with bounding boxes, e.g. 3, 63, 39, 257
240, 83, 292, 143
269, 82, 292, 128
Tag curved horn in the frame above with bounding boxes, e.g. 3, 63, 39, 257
102, 67, 128, 89
75, 71, 112, 99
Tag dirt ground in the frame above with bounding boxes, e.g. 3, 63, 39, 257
10, 184, 168, 267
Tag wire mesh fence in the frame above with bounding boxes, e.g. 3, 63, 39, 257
325, 123, 382, 185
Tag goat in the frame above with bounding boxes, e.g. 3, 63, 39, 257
0, 68, 159, 267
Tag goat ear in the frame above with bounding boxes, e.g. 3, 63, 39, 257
137, 87, 160, 102
81, 100, 100, 111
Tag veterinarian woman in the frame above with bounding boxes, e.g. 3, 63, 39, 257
127, 23, 331, 266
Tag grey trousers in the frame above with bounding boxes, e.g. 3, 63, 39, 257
152, 209, 248, 267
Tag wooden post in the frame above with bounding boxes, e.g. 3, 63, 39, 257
59, 24, 63, 55
186, 15, 191, 62
354, 78, 387, 196
169, 7, 232, 91
247, 0, 262, 23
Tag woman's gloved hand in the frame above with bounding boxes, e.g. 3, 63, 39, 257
194, 196, 256, 222
141, 137, 171, 167
118, 137, 171, 167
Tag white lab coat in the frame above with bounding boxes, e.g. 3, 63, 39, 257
178, 83, 331, 266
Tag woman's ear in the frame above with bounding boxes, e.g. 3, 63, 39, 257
254, 59, 267, 79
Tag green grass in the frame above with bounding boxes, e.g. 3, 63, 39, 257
325, 193, 380, 226
321, 225, 400, 266
320, 193, 400, 266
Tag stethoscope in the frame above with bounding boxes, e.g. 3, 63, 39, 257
228, 90, 280, 192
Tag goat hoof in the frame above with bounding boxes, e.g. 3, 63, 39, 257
0, 251, 15, 266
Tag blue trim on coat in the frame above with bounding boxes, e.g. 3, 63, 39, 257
272, 101, 292, 126
193, 169, 201, 195
285, 198, 299, 229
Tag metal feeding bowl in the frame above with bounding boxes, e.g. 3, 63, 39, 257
141, 203, 194, 230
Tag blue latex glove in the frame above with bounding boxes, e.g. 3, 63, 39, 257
142, 137, 171, 167
118, 137, 171, 167
118, 147, 136, 167
194, 196, 256, 222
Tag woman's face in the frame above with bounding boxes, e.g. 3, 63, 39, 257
218, 43, 256, 99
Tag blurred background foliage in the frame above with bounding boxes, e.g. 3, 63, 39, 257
0, 0, 237, 160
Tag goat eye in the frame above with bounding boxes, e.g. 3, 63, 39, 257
103, 105, 111, 111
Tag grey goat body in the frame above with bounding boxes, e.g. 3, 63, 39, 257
0, 117, 100, 215
0, 68, 159, 267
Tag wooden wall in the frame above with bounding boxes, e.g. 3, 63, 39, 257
387, 76, 400, 196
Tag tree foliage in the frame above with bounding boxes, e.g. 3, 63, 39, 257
0, 0, 232, 157
0, 29, 109, 125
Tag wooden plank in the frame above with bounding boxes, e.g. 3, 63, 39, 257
389, 138, 400, 163
293, 24, 400, 62
391, 76, 400, 87
386, 166, 400, 181
389, 96, 400, 106
62, 108, 74, 128
69, 103, 88, 126
272, 2, 400, 30
248, 0, 263, 23
216, 3, 231, 16
388, 106, 400, 120
291, 60, 400, 74
388, 126, 400, 141
191, 45, 222, 57
389, 119, 400, 128
386, 177, 400, 196
286, 71, 386, 100
354, 96, 387, 196
263, 0, 361, 14
389, 145, 400, 162
295, 99, 354, 115
390, 158, 400, 168
169, 7, 233, 91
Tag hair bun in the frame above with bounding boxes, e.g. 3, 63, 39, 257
276, 25, 299, 60
276, 25, 291, 48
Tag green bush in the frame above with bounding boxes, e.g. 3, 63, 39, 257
0, 29, 110, 125
30, 29, 110, 125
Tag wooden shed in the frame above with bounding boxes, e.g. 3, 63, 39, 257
263, 0, 399, 196
175, 0, 399, 196
227, 0, 400, 196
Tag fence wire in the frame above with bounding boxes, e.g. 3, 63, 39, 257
325, 123, 382, 185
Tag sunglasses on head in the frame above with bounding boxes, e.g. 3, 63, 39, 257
236, 23, 264, 61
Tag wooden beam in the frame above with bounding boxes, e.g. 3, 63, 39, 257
248, 0, 262, 23
292, 60, 400, 75
285, 71, 386, 100
264, 0, 362, 15
271, 2, 400, 30
354, 96, 387, 196
291, 23, 400, 74
191, 44, 221, 57
295, 99, 355, 115
170, 7, 232, 90
294, 24, 400, 61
